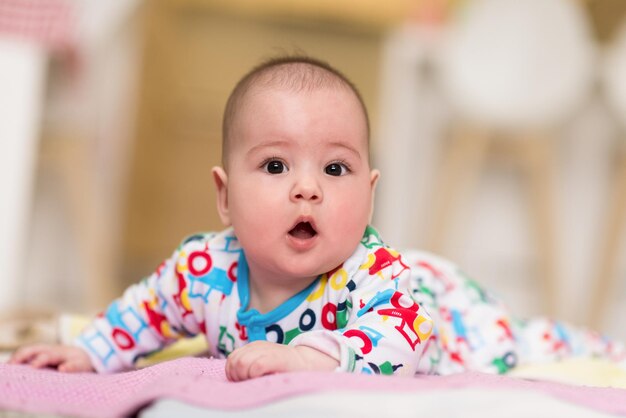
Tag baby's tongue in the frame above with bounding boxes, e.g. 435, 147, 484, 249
290, 222, 316, 239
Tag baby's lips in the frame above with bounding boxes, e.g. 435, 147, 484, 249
288, 221, 317, 239
288, 216, 318, 235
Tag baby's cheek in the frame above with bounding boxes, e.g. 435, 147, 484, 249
332, 197, 370, 228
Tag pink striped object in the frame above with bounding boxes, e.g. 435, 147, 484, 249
0, 0, 75, 49
1, 357, 626, 417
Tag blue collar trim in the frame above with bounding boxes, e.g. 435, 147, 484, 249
236, 252, 320, 331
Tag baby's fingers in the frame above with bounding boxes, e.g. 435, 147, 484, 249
225, 351, 244, 382
8, 345, 47, 365
8, 344, 93, 372
247, 355, 277, 379
57, 360, 86, 373
226, 349, 259, 382
30, 351, 64, 369
227, 348, 281, 381
57, 354, 95, 373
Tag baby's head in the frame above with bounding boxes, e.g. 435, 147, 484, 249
212, 56, 379, 284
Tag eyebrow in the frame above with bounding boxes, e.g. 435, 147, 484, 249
327, 141, 362, 159
246, 140, 363, 159
246, 140, 291, 157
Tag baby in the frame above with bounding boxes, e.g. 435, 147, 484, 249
10, 56, 625, 379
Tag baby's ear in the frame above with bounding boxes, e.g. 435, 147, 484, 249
368, 169, 380, 221
369, 169, 380, 190
212, 166, 231, 226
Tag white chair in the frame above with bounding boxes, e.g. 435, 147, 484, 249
0, 38, 47, 313
0, 0, 143, 315
589, 20, 626, 326
430, 0, 595, 315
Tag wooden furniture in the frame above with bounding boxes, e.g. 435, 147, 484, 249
589, 21, 626, 326
429, 0, 594, 316
428, 127, 560, 316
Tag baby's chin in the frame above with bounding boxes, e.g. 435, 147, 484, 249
277, 258, 346, 282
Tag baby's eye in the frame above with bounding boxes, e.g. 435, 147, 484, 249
264, 160, 288, 174
325, 162, 349, 176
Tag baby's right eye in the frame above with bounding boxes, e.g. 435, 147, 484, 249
264, 160, 288, 174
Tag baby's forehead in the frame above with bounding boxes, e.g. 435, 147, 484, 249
244, 83, 363, 112
241, 63, 367, 119
239, 83, 369, 127
222, 61, 371, 167
225, 86, 370, 162
237, 85, 369, 139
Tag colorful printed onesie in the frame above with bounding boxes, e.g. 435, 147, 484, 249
404, 250, 625, 374
74, 226, 625, 375
75, 226, 434, 375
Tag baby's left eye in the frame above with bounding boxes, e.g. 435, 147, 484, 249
325, 163, 349, 176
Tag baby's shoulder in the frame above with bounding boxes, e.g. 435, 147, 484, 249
347, 226, 462, 283
339, 226, 408, 285
175, 228, 242, 256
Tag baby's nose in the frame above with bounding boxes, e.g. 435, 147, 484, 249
290, 176, 322, 202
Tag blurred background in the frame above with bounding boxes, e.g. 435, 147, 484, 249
1, 0, 626, 342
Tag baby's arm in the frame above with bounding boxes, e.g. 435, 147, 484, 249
225, 341, 338, 381
9, 344, 95, 373
291, 248, 434, 375
72, 235, 218, 372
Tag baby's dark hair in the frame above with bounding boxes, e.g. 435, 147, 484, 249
221, 55, 370, 167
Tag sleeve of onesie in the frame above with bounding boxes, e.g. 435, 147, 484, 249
72, 235, 213, 373
289, 246, 434, 376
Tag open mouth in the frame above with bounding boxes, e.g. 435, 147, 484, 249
288, 221, 318, 240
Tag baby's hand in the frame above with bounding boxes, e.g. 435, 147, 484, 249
225, 341, 339, 381
8, 344, 95, 373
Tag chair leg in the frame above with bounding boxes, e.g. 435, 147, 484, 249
588, 155, 626, 328
43, 139, 119, 311
427, 125, 491, 254
520, 136, 559, 317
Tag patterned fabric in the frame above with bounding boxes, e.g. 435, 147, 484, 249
74, 226, 626, 376
75, 226, 434, 376
404, 250, 626, 375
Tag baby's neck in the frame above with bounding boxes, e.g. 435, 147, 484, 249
248, 287, 290, 314
246, 264, 317, 314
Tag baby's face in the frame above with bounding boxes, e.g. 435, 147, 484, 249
214, 86, 378, 284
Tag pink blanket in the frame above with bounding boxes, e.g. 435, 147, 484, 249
1, 358, 625, 417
